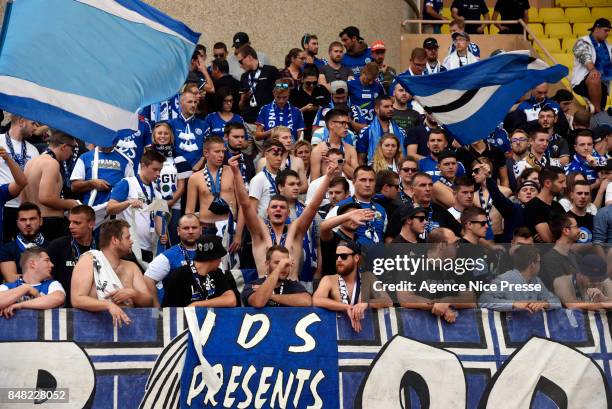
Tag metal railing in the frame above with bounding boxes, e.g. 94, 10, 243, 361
401, 19, 523, 35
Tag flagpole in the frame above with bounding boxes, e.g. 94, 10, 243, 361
0, 0, 13, 57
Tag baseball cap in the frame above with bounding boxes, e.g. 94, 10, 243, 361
337, 240, 361, 255
593, 125, 612, 143
589, 18, 611, 31
330, 80, 348, 95
194, 235, 227, 262
232, 32, 250, 48
340, 26, 363, 41
399, 205, 427, 223
423, 37, 439, 49
452, 31, 470, 40
579, 254, 608, 280
371, 40, 386, 52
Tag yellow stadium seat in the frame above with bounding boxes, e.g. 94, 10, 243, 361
591, 7, 612, 20
551, 53, 575, 69
528, 23, 545, 38
561, 37, 577, 52
573, 22, 593, 37
565, 7, 592, 22
556, 0, 586, 6
528, 8, 542, 23
539, 8, 569, 23
586, 0, 610, 7
534, 38, 562, 53
545, 23, 573, 37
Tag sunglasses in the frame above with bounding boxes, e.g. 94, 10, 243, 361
336, 253, 355, 260
401, 167, 417, 173
237, 56, 246, 65
213, 54, 225, 58
411, 216, 426, 222
275, 83, 290, 90
470, 220, 488, 226
304, 81, 317, 86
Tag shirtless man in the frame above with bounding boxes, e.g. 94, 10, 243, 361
310, 107, 358, 180
256, 126, 308, 193
229, 154, 335, 278
185, 136, 236, 234
71, 219, 152, 327
22, 131, 80, 241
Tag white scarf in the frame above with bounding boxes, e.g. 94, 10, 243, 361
444, 51, 478, 70
90, 250, 124, 301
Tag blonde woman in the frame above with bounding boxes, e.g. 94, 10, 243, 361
294, 140, 312, 181
371, 134, 402, 173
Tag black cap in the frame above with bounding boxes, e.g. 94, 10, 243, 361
423, 37, 439, 49
337, 240, 361, 255
194, 235, 227, 262
340, 26, 363, 41
579, 254, 608, 280
593, 125, 612, 143
232, 32, 250, 48
399, 205, 427, 223
589, 18, 611, 31
338, 202, 362, 215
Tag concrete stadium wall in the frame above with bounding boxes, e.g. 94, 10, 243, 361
142, 0, 412, 70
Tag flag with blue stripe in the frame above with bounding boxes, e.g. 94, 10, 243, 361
0, 0, 200, 147
396, 51, 568, 145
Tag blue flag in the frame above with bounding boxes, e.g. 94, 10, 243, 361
396, 51, 568, 145
0, 0, 200, 146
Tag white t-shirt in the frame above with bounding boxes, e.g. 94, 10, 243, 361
249, 169, 277, 218
305, 175, 354, 206
0, 133, 40, 207
606, 182, 612, 206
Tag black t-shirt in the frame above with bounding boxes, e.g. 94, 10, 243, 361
385, 203, 462, 240
405, 125, 431, 157
391, 234, 424, 244
524, 197, 566, 241
568, 210, 594, 243
541, 248, 580, 292
458, 143, 506, 181
290, 85, 331, 139
241, 277, 307, 306
451, 0, 489, 33
494, 0, 530, 34
211, 74, 242, 113
239, 64, 280, 123
321, 230, 355, 277
393, 108, 421, 135
47, 235, 93, 307
162, 266, 231, 307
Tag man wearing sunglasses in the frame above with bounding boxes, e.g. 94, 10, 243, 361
392, 206, 427, 244
459, 207, 489, 245
290, 66, 330, 140
23, 131, 81, 242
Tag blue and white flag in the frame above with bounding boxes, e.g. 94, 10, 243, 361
0, 0, 199, 146
396, 51, 568, 145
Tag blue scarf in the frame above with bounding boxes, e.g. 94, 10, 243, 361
365, 118, 404, 160
16, 233, 45, 252
292, 202, 317, 282
267, 101, 295, 139
590, 35, 612, 82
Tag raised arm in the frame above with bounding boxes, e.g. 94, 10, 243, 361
293, 163, 338, 236
228, 155, 266, 241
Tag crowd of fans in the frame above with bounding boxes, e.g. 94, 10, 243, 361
0, 20, 611, 331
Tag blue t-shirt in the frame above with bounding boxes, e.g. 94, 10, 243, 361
203, 112, 245, 138
347, 78, 384, 123
0, 184, 13, 244
115, 119, 152, 174
256, 102, 305, 141
169, 115, 207, 168
567, 153, 605, 184
341, 48, 373, 77
72, 150, 132, 206
0, 277, 61, 298
335, 196, 387, 246
418, 156, 466, 182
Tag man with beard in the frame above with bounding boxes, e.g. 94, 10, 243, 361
529, 105, 570, 166
357, 96, 406, 164
318, 42, 354, 92
339, 26, 372, 77
185, 136, 236, 234
314, 240, 392, 332
230, 154, 335, 278
144, 214, 203, 306
524, 166, 567, 242
0, 203, 49, 282
301, 34, 327, 67
513, 128, 552, 181
418, 129, 465, 182
541, 214, 582, 293
391, 82, 421, 136
242, 245, 311, 307
370, 40, 396, 94
506, 129, 530, 192
311, 108, 359, 181
71, 220, 153, 327
423, 38, 447, 74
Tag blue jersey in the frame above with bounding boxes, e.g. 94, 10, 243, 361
115, 118, 152, 173
162, 245, 196, 271
71, 149, 133, 206
335, 196, 387, 246
256, 101, 305, 141
313, 57, 327, 67
567, 153, 605, 184
141, 94, 181, 124
418, 156, 466, 181
516, 97, 562, 122
0, 278, 64, 305
347, 79, 384, 123
169, 115, 207, 168
341, 48, 373, 77
203, 112, 245, 138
